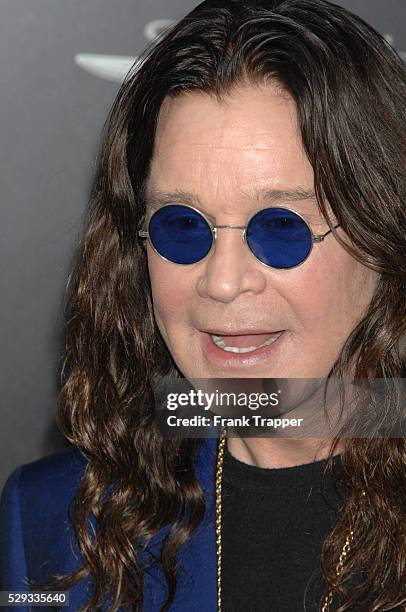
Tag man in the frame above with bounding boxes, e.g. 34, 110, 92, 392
1, 1, 405, 610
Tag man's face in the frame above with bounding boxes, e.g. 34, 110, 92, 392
145, 83, 378, 379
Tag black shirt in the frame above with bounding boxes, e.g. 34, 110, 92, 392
221, 444, 344, 612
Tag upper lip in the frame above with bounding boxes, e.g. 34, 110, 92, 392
199, 328, 284, 336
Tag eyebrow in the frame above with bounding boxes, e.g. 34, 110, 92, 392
144, 187, 317, 212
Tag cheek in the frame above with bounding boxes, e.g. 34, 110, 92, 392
148, 254, 191, 327
285, 245, 377, 334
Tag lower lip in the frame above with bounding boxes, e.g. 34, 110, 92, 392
200, 330, 286, 370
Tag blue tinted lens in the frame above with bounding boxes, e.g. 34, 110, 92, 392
246, 208, 312, 268
148, 204, 213, 264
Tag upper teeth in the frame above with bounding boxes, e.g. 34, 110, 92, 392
210, 332, 283, 353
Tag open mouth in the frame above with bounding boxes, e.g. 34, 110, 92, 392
209, 331, 284, 354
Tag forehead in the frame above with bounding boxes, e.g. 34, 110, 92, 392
146, 83, 324, 221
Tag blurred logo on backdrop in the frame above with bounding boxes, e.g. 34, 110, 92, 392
74, 20, 405, 83
74, 19, 174, 82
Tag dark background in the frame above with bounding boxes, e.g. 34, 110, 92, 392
1, 0, 405, 489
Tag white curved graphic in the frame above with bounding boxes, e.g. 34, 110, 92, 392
74, 19, 175, 82
143, 19, 175, 42
74, 25, 405, 83
74, 53, 138, 82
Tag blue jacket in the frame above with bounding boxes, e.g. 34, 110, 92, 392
0, 437, 219, 611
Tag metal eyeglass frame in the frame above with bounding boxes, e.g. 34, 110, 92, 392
138, 203, 340, 269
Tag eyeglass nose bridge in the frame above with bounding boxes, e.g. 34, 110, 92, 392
212, 224, 247, 242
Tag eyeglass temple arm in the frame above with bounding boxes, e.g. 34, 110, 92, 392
312, 223, 340, 243
138, 211, 147, 237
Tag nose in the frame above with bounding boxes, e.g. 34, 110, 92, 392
196, 226, 267, 303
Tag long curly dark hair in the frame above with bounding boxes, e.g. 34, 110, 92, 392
47, 0, 406, 609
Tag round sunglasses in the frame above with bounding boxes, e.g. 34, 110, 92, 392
138, 203, 340, 269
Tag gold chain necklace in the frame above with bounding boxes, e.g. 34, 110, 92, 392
215, 426, 355, 612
